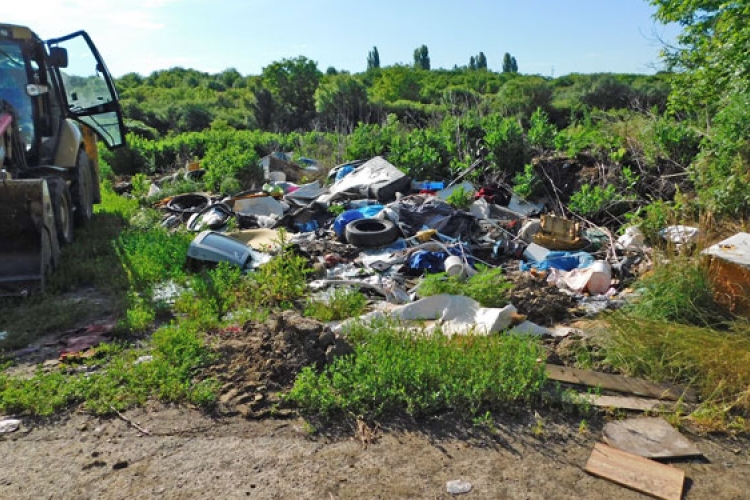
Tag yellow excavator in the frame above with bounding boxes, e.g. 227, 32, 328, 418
0, 23, 125, 295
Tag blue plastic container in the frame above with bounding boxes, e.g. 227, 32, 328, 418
412, 180, 445, 191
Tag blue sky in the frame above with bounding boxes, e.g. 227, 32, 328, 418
5, 0, 679, 78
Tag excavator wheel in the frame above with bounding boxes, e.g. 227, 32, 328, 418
47, 177, 75, 246
73, 149, 94, 225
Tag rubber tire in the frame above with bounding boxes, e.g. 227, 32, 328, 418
345, 218, 399, 248
47, 177, 75, 246
73, 149, 94, 225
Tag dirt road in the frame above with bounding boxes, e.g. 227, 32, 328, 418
1, 405, 748, 499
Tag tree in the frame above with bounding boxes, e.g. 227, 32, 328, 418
261, 56, 322, 131
370, 65, 422, 102
502, 53, 518, 73
315, 75, 369, 132
413, 45, 430, 70
651, 0, 750, 112
326, 66, 338, 75
496, 76, 553, 120
469, 56, 477, 70
502, 53, 512, 73
367, 46, 380, 70
476, 52, 487, 70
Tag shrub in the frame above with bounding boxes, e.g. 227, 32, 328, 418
482, 114, 527, 175
445, 185, 474, 210
527, 107, 557, 151
287, 325, 546, 417
568, 183, 623, 217
304, 287, 368, 322
418, 266, 513, 308
513, 163, 542, 199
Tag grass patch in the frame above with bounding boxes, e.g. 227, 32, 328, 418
287, 322, 546, 418
603, 314, 750, 422
627, 256, 727, 327
418, 266, 513, 308
0, 322, 217, 416
304, 287, 368, 322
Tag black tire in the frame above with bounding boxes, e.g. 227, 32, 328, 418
47, 177, 75, 246
73, 149, 94, 225
345, 218, 399, 248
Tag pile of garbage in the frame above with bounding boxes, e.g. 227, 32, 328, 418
141, 154, 665, 334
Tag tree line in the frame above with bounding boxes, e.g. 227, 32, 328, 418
116, 57, 669, 139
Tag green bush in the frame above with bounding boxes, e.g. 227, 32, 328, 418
389, 127, 451, 180
513, 163, 542, 199
691, 92, 750, 215
626, 257, 726, 328
527, 107, 557, 151
304, 287, 368, 322
0, 323, 216, 416
287, 325, 546, 417
482, 114, 527, 175
418, 266, 513, 308
568, 183, 623, 217
445, 185, 474, 210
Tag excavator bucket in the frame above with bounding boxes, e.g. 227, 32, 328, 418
0, 178, 60, 296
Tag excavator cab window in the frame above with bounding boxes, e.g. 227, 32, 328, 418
0, 40, 34, 148
46, 31, 125, 149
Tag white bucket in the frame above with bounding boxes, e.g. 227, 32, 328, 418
586, 260, 612, 295
444, 256, 465, 277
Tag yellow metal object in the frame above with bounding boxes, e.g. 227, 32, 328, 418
533, 215, 587, 251
82, 126, 99, 174
415, 229, 438, 242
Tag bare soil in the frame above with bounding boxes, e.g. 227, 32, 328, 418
1, 404, 749, 500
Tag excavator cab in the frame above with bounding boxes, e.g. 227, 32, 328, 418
0, 24, 125, 295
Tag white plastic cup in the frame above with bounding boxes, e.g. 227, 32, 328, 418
586, 260, 612, 295
444, 256, 465, 277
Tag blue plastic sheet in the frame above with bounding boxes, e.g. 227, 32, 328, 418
520, 251, 594, 272
406, 245, 473, 275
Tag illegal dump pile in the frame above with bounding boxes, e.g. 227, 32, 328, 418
111, 152, 723, 419
3, 150, 750, 436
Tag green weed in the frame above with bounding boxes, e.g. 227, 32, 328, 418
418, 265, 513, 308
568, 183, 624, 217
527, 107, 557, 151
627, 256, 725, 327
445, 185, 474, 210
513, 163, 542, 199
304, 287, 367, 322
246, 234, 312, 309
287, 324, 546, 418
0, 323, 217, 416
603, 314, 750, 414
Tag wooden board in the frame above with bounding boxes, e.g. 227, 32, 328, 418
546, 364, 697, 402
603, 417, 702, 459
585, 443, 685, 500
579, 394, 675, 412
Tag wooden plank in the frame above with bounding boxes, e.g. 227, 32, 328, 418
603, 417, 702, 459
585, 443, 685, 500
546, 364, 697, 402
578, 394, 675, 412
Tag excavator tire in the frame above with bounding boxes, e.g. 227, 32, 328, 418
47, 177, 75, 246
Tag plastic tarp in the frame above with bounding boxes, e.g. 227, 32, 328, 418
383, 195, 476, 241
520, 251, 595, 272
233, 196, 285, 218
329, 156, 411, 202
337, 295, 517, 336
